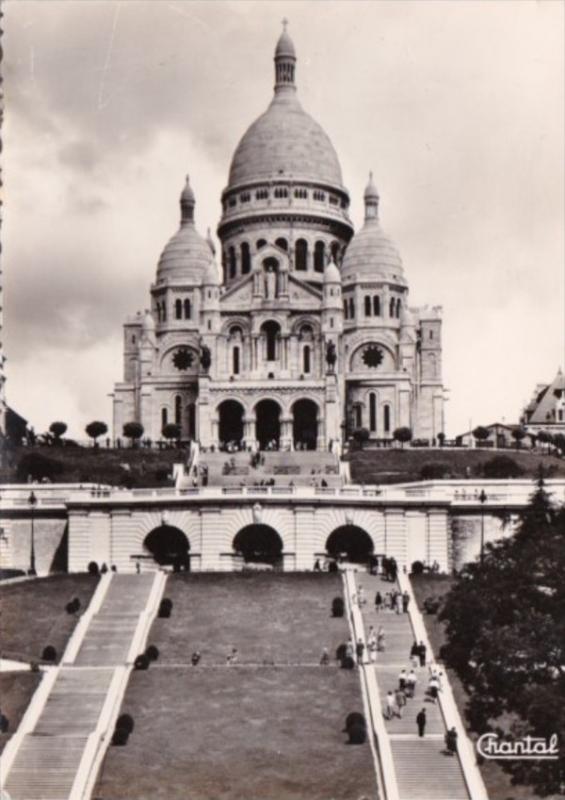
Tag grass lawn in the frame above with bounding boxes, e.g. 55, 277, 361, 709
0, 574, 98, 663
348, 448, 565, 484
94, 666, 377, 800
411, 575, 561, 800
150, 573, 349, 665
0, 671, 42, 754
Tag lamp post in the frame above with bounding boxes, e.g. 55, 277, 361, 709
28, 491, 37, 576
479, 489, 487, 566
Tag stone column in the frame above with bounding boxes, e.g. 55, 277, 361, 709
280, 415, 293, 451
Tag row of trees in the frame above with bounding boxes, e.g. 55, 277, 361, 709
42, 420, 184, 447
472, 425, 565, 453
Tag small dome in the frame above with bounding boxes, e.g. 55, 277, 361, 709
324, 259, 341, 283
181, 174, 195, 205
275, 29, 296, 59
341, 219, 406, 285
202, 260, 220, 285
364, 171, 379, 202
143, 309, 155, 330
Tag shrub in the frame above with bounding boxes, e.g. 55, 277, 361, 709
87, 561, 99, 576
112, 727, 129, 746
158, 598, 173, 618
16, 452, 64, 482
341, 656, 355, 670
145, 645, 160, 662
332, 597, 344, 617
42, 645, 57, 662
482, 455, 524, 479
134, 654, 150, 670
353, 428, 370, 449
393, 426, 413, 448
85, 420, 108, 446
116, 714, 134, 735
348, 722, 367, 744
65, 599, 80, 615
336, 644, 347, 661
123, 421, 144, 447
423, 596, 441, 615
420, 462, 450, 480
0, 713, 9, 733
345, 712, 366, 732
411, 560, 425, 576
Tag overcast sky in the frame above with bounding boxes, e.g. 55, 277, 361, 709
4, 0, 564, 438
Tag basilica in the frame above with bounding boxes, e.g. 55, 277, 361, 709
112, 26, 445, 450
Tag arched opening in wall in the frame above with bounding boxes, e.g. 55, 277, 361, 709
232, 346, 240, 375
383, 404, 391, 434
326, 525, 374, 564
175, 395, 182, 426
255, 399, 281, 450
369, 393, 377, 433
396, 298, 401, 317
389, 297, 395, 317
303, 345, 311, 374
143, 526, 190, 570
184, 298, 191, 319
292, 399, 318, 450
175, 299, 182, 319
161, 408, 168, 429
331, 241, 341, 263
229, 246, 236, 279
364, 296, 371, 317
373, 296, 381, 316
256, 238, 267, 250
241, 242, 251, 274
219, 400, 245, 448
354, 404, 362, 429
349, 298, 355, 319
260, 320, 280, 362
187, 403, 196, 439
314, 241, 325, 272
295, 239, 308, 271
233, 524, 283, 569
275, 237, 288, 251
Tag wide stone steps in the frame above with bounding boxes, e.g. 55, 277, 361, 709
391, 738, 468, 799
4, 736, 87, 799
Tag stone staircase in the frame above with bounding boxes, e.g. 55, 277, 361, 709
198, 449, 341, 487
2, 574, 159, 800
353, 573, 471, 800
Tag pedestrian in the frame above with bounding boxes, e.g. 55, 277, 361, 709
410, 640, 420, 669
398, 668, 407, 691
375, 591, 383, 612
320, 648, 330, 666
402, 591, 410, 612
368, 634, 378, 663
394, 688, 406, 718
395, 593, 403, 614
377, 627, 386, 652
445, 727, 458, 755
357, 586, 366, 606
428, 674, 440, 703
356, 638, 365, 665
385, 691, 396, 720
418, 641, 427, 667
416, 708, 427, 737
345, 638, 354, 660
406, 669, 417, 698
227, 647, 238, 665
191, 651, 201, 666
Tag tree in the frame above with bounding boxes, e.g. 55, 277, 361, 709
437, 432, 446, 447
536, 430, 553, 455
393, 426, 412, 449
352, 427, 369, 450
472, 426, 490, 446
85, 421, 108, 447
511, 427, 527, 450
123, 421, 144, 448
162, 423, 181, 444
49, 421, 67, 444
482, 455, 523, 479
439, 476, 565, 795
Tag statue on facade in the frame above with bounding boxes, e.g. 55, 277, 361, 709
325, 340, 337, 371
265, 265, 277, 299
200, 345, 212, 372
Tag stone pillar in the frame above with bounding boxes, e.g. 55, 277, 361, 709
280, 415, 293, 451
211, 417, 220, 449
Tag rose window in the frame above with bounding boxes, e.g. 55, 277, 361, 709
362, 346, 383, 368
173, 349, 194, 371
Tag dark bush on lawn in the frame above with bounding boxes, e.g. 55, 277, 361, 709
65, 597, 81, 614
341, 656, 355, 670
116, 714, 134, 735
482, 455, 524, 479
16, 452, 64, 482
158, 598, 173, 618
42, 645, 57, 662
134, 654, 150, 670
0, 713, 9, 733
420, 462, 450, 480
411, 560, 425, 576
112, 727, 129, 746
87, 561, 99, 576
348, 722, 367, 744
345, 712, 366, 732
336, 643, 347, 661
423, 596, 441, 615
145, 645, 160, 662
332, 597, 344, 617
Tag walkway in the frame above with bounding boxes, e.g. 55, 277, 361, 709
353, 572, 470, 800
2, 574, 156, 800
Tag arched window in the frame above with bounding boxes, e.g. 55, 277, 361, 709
373, 295, 381, 316
256, 239, 267, 250
162, 302, 167, 322
299, 324, 313, 339
184, 298, 191, 319
262, 321, 280, 362
364, 296, 372, 317
275, 237, 288, 251
343, 300, 348, 319
229, 246, 236, 279
175, 299, 182, 320
369, 393, 377, 432
303, 345, 311, 374
349, 298, 355, 318
241, 242, 251, 274
396, 298, 401, 318
161, 408, 168, 429
229, 325, 243, 338
175, 395, 182, 426
295, 239, 308, 271
188, 403, 196, 438
331, 241, 340, 263
314, 241, 325, 272
355, 405, 362, 428
389, 297, 395, 317
232, 346, 240, 375
383, 404, 391, 433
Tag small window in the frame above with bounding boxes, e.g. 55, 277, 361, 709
429, 329, 434, 340
184, 298, 191, 319
355, 405, 362, 428
241, 242, 251, 274
274, 187, 289, 199
240, 192, 251, 203
229, 247, 236, 279
175, 299, 182, 320
132, 335, 136, 344
228, 197, 237, 207
369, 393, 377, 433
233, 346, 240, 375
161, 408, 168, 428
162, 302, 167, 322
373, 296, 381, 316
314, 241, 325, 272
343, 300, 348, 319
330, 317, 334, 328
303, 345, 311, 374
255, 189, 269, 200
294, 188, 308, 199
329, 195, 338, 206
275, 237, 288, 251
389, 297, 395, 317
383, 405, 391, 433
256, 239, 267, 250
295, 239, 308, 270
364, 296, 372, 317
349, 298, 355, 318
175, 395, 182, 426
396, 298, 401, 318
313, 190, 326, 202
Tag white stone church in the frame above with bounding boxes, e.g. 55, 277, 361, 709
112, 26, 445, 450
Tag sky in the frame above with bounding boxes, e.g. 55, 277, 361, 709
3, 0, 564, 438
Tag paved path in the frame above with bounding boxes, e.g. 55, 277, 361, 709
3, 575, 155, 800
354, 572, 469, 800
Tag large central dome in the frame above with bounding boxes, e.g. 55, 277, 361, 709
226, 26, 344, 190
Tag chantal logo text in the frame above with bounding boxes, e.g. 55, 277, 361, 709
477, 733, 559, 761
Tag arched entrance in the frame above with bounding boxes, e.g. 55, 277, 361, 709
292, 399, 318, 450
218, 400, 244, 448
326, 526, 374, 564
143, 525, 190, 570
233, 524, 283, 568
255, 399, 281, 450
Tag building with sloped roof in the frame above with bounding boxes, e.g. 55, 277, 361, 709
521, 369, 565, 434
112, 25, 445, 449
